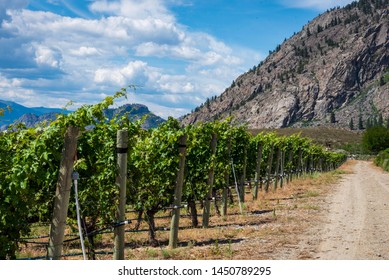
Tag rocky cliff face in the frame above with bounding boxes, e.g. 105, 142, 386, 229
181, 0, 389, 129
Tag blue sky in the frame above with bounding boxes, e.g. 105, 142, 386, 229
0, 0, 355, 118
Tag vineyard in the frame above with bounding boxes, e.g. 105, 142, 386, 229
0, 92, 347, 260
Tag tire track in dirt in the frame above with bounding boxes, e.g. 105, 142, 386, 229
315, 160, 389, 259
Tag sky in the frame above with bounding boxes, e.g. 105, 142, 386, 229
0, 0, 356, 119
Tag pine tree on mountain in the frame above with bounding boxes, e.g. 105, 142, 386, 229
372, 116, 378, 127
330, 112, 336, 123
349, 118, 354, 130
358, 115, 364, 130
379, 76, 385, 86
205, 98, 210, 110
378, 113, 384, 127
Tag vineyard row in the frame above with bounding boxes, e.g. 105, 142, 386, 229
0, 93, 346, 259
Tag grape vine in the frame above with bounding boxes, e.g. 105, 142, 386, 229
0, 93, 347, 259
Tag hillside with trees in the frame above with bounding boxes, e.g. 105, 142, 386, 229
181, 0, 389, 130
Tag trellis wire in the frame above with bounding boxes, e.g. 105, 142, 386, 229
72, 171, 86, 260
231, 158, 243, 214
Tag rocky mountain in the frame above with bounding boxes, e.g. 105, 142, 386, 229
0, 101, 165, 130
0, 100, 71, 130
181, 0, 389, 129
103, 104, 165, 128
13, 112, 60, 129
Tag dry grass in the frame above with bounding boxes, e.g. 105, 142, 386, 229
17, 162, 354, 260
337, 159, 357, 174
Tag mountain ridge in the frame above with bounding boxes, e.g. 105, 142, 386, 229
181, 0, 389, 129
0, 100, 165, 130
0, 100, 71, 129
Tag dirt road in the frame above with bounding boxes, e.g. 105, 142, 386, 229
313, 160, 389, 259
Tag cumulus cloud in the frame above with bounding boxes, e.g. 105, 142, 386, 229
69, 46, 102, 57
0, 74, 21, 88
94, 60, 150, 86
279, 0, 355, 10
3, 9, 184, 49
94, 60, 197, 97
0, 0, 28, 21
135, 32, 243, 70
0, 0, 262, 118
89, 0, 174, 21
34, 45, 62, 68
158, 75, 195, 94
0, 74, 42, 106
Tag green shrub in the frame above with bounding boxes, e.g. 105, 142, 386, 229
362, 126, 389, 154
375, 148, 389, 172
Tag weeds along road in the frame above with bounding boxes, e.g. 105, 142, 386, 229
315, 160, 389, 259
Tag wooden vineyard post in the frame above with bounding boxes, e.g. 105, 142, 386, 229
297, 149, 303, 178
304, 158, 308, 175
169, 134, 187, 249
319, 157, 323, 173
222, 138, 231, 217
113, 130, 128, 260
202, 133, 217, 228
47, 126, 79, 260
265, 145, 274, 192
273, 147, 281, 191
253, 144, 263, 200
239, 146, 247, 203
222, 173, 229, 217
306, 156, 310, 175
286, 149, 293, 184
280, 150, 285, 189
312, 157, 316, 173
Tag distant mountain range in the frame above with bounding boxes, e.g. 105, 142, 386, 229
0, 100, 165, 130
181, 0, 389, 129
0, 100, 70, 130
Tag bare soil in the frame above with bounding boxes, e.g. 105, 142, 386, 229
312, 160, 389, 259
273, 160, 389, 260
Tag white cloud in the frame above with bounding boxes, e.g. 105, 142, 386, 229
135, 42, 200, 60
3, 9, 184, 48
0, 74, 53, 107
0, 0, 28, 20
125, 93, 189, 119
69, 46, 102, 57
158, 75, 195, 94
94, 60, 150, 86
0, 73, 103, 109
135, 32, 243, 69
280, 0, 355, 10
0, 0, 262, 118
93, 60, 196, 96
34, 45, 62, 68
0, 74, 21, 88
89, 0, 174, 22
